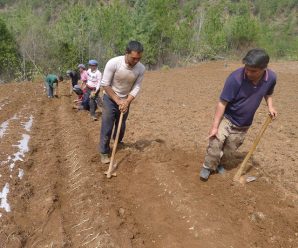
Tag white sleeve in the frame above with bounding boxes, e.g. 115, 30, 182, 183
129, 69, 145, 97
86, 69, 91, 83
100, 59, 117, 87
95, 71, 102, 91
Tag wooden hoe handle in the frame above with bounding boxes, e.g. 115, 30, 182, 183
106, 112, 124, 178
233, 115, 272, 181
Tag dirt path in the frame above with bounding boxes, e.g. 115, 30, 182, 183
0, 61, 297, 248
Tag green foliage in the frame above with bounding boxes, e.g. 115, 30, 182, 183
201, 4, 227, 53
0, 0, 297, 78
225, 15, 260, 49
258, 24, 298, 59
51, 1, 135, 71
96, 1, 134, 60
132, 0, 181, 66
0, 18, 20, 81
52, 4, 91, 73
253, 0, 298, 59
254, 0, 298, 20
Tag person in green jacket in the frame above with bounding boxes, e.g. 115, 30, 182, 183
45, 74, 63, 98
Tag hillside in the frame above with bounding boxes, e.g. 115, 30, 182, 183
0, 0, 297, 82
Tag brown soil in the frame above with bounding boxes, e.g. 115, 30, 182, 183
0, 61, 297, 248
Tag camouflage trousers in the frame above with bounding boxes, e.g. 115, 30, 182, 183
203, 117, 249, 171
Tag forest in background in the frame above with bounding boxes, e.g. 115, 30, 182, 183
0, 0, 297, 82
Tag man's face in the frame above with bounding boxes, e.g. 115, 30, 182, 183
126, 51, 142, 67
244, 65, 265, 83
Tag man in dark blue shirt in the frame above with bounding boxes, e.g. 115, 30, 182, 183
200, 48, 277, 181
66, 70, 80, 87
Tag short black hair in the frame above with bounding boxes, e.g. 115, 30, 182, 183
58, 76, 64, 81
242, 48, 269, 69
126, 40, 144, 53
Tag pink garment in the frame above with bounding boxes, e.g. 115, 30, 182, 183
80, 70, 88, 83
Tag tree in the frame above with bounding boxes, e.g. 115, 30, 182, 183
0, 18, 21, 82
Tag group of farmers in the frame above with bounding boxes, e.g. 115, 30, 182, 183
44, 41, 277, 181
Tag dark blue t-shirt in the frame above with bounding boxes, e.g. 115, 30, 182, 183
220, 67, 276, 127
69, 71, 80, 87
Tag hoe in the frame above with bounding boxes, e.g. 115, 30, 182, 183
105, 112, 124, 179
234, 115, 272, 184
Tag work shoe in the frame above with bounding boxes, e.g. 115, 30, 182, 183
216, 164, 225, 174
200, 167, 211, 181
100, 153, 110, 164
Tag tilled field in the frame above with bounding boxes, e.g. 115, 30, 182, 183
0, 61, 297, 248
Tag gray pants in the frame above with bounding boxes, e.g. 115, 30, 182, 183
84, 87, 98, 117
203, 117, 249, 171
